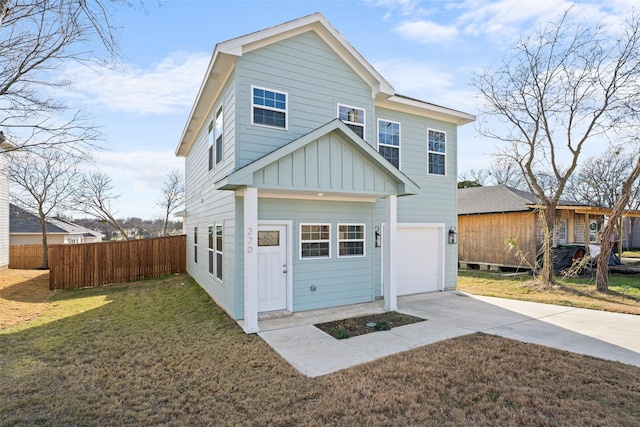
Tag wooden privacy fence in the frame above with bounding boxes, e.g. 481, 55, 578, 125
9, 244, 45, 269
49, 235, 186, 290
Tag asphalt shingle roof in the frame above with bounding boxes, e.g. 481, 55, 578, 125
458, 185, 586, 215
9, 204, 104, 238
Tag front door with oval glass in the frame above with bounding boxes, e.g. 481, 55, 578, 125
257, 225, 288, 312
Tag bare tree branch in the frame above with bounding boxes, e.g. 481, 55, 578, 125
74, 171, 129, 239
156, 170, 184, 237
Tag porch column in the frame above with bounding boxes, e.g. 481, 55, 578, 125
243, 186, 259, 333
383, 194, 397, 311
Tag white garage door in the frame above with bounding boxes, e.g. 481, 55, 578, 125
395, 225, 443, 295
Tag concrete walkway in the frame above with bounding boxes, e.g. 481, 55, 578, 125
258, 291, 640, 377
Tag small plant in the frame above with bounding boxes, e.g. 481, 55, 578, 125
375, 321, 390, 331
331, 326, 350, 339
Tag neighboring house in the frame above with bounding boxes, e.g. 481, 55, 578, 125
176, 13, 475, 333
457, 185, 640, 269
10, 204, 104, 245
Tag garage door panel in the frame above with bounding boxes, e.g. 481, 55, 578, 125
395, 226, 442, 295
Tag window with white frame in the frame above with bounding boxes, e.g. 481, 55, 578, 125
300, 224, 330, 259
208, 225, 214, 275
378, 119, 400, 168
428, 129, 446, 175
207, 121, 214, 171
215, 225, 223, 280
252, 86, 287, 129
214, 106, 223, 164
194, 226, 198, 263
558, 219, 568, 244
338, 104, 365, 138
338, 224, 365, 257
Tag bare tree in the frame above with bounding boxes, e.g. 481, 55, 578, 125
595, 152, 640, 291
0, 0, 125, 154
459, 159, 527, 189
156, 170, 184, 236
567, 144, 640, 209
75, 171, 129, 240
472, 11, 640, 286
9, 149, 81, 268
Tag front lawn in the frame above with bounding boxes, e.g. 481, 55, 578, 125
458, 269, 640, 314
1, 273, 639, 425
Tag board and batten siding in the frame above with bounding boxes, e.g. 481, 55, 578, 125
183, 80, 239, 318
234, 31, 374, 169
251, 131, 400, 195
373, 108, 459, 289
234, 197, 376, 317
0, 155, 9, 268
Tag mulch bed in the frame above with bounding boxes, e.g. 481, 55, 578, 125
314, 311, 425, 339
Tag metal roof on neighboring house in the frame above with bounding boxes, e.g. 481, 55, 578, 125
10, 204, 105, 238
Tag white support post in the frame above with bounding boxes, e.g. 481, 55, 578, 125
243, 187, 259, 333
383, 194, 397, 311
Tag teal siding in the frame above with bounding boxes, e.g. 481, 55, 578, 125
184, 79, 239, 318
252, 131, 399, 195
374, 107, 458, 289
234, 31, 374, 168
234, 197, 376, 317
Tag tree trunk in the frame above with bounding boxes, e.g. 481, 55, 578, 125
538, 207, 556, 287
0, 0, 9, 29
596, 156, 640, 292
38, 210, 49, 270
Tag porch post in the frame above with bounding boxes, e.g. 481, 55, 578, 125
383, 194, 397, 311
243, 186, 259, 333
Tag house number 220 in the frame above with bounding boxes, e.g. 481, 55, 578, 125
247, 227, 254, 253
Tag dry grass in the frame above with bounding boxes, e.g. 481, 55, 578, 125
1, 272, 640, 425
0, 269, 52, 329
458, 270, 640, 315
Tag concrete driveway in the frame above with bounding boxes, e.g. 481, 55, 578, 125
257, 291, 640, 377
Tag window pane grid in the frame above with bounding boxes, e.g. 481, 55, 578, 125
300, 224, 330, 259
428, 130, 446, 175
338, 224, 364, 257
252, 87, 287, 129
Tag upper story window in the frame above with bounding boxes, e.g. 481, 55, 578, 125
338, 104, 365, 139
378, 119, 400, 168
214, 106, 223, 164
427, 129, 446, 176
252, 86, 287, 129
207, 121, 214, 171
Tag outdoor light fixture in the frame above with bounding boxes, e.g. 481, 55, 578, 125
448, 226, 458, 244
375, 226, 381, 247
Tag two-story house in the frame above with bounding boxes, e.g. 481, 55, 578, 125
176, 13, 475, 333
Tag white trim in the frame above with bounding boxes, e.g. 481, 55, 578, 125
215, 224, 223, 282
257, 191, 376, 203
214, 105, 224, 165
258, 220, 294, 313
383, 195, 397, 311
337, 223, 366, 258
337, 103, 365, 139
250, 85, 288, 130
377, 118, 401, 169
243, 187, 259, 333
207, 224, 214, 276
299, 223, 331, 260
427, 128, 447, 177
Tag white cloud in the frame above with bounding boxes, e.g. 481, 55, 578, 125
63, 52, 210, 115
394, 20, 459, 44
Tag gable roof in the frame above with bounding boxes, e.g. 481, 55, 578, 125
458, 185, 537, 215
176, 13, 475, 157
216, 119, 419, 197
10, 204, 104, 238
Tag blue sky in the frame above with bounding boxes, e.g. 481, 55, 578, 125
62, 0, 636, 218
